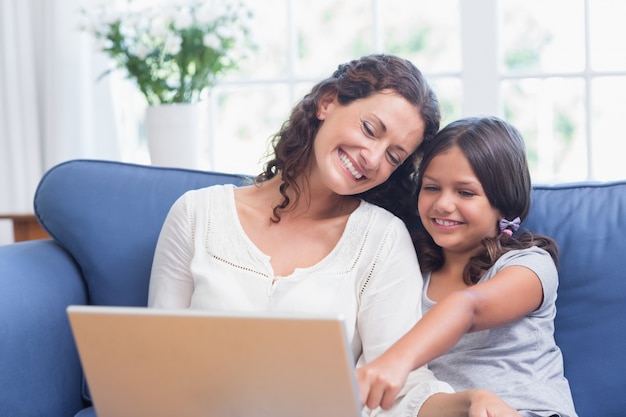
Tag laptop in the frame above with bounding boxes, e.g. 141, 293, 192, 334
67, 305, 362, 417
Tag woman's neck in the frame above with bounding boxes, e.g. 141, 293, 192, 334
263, 175, 359, 221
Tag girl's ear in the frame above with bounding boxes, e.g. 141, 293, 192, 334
317, 93, 337, 120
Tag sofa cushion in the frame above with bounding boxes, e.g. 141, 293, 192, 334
523, 181, 626, 417
34, 159, 250, 307
0, 240, 87, 416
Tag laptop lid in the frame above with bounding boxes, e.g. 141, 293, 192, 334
67, 305, 362, 417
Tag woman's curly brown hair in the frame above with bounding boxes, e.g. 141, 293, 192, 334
255, 54, 440, 225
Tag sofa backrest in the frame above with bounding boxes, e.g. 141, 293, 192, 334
523, 181, 626, 417
34, 159, 250, 306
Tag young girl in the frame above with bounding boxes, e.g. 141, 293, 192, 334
357, 116, 578, 417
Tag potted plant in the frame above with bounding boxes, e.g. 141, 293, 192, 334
79, 0, 255, 168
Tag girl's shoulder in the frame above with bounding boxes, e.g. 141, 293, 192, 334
491, 247, 557, 280
489, 246, 559, 301
494, 246, 554, 268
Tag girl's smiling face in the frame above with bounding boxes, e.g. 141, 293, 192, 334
418, 145, 502, 257
311, 90, 425, 196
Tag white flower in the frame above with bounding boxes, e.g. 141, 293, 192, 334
215, 25, 235, 40
195, 4, 217, 25
126, 13, 143, 30
166, 76, 179, 89
164, 35, 183, 55
149, 16, 170, 40
80, 0, 254, 105
130, 43, 153, 60
174, 9, 194, 30
203, 33, 222, 50
222, 48, 238, 63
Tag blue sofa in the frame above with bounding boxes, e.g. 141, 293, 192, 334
0, 159, 624, 417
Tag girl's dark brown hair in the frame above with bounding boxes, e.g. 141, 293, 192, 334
414, 116, 559, 285
256, 54, 440, 225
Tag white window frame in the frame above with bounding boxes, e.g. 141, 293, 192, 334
458, 0, 626, 181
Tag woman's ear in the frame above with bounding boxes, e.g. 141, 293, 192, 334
317, 93, 337, 120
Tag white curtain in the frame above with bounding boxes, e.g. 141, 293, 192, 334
0, 0, 122, 243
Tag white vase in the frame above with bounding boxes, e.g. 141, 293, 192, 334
144, 102, 210, 169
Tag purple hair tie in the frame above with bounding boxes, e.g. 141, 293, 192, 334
499, 217, 521, 236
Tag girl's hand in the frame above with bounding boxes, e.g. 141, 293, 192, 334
356, 354, 412, 410
420, 389, 523, 417
467, 390, 523, 417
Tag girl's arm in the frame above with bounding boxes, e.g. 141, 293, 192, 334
358, 264, 544, 410
358, 218, 458, 417
418, 390, 522, 417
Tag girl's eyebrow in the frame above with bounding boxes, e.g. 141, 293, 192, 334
421, 174, 480, 187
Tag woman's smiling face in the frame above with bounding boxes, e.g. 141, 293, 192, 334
311, 90, 425, 195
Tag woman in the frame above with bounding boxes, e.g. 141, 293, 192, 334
148, 54, 519, 417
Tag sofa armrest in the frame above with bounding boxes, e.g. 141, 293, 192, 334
0, 240, 88, 417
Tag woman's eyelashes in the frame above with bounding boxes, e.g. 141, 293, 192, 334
360, 117, 402, 167
361, 119, 377, 137
386, 151, 401, 166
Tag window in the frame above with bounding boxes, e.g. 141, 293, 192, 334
205, 0, 464, 175
497, 0, 626, 182
109, 0, 626, 182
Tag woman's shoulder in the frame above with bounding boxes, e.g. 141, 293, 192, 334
167, 184, 236, 220
177, 183, 234, 205
184, 183, 234, 197
357, 199, 406, 226
353, 200, 413, 244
